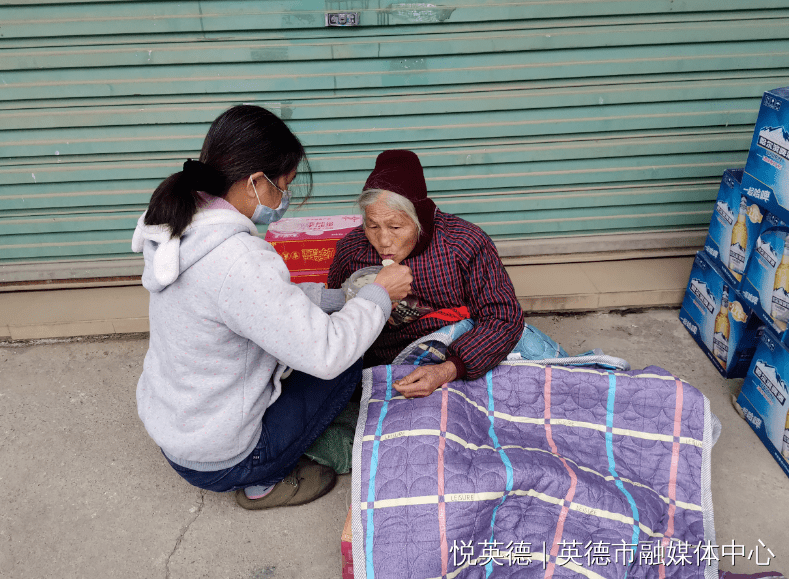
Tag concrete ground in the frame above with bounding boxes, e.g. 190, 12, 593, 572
1, 308, 787, 578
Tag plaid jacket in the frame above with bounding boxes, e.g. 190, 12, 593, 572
327, 210, 524, 380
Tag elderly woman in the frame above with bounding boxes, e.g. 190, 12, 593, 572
328, 150, 524, 397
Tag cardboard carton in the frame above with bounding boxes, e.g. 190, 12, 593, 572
341, 506, 354, 579
743, 87, 789, 222
680, 252, 763, 378
737, 326, 789, 478
264, 215, 362, 273
704, 169, 766, 286
740, 225, 789, 334
290, 270, 330, 285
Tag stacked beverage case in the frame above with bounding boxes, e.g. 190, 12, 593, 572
680, 251, 763, 378
679, 87, 789, 478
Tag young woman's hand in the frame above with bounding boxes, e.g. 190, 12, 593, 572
374, 264, 413, 301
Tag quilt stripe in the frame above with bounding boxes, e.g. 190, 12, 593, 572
605, 372, 642, 576
354, 364, 718, 579
659, 378, 685, 579
484, 370, 515, 579
364, 365, 394, 579
446, 551, 606, 580
438, 384, 449, 578
368, 386, 705, 448
361, 429, 703, 513
503, 361, 680, 381
359, 490, 666, 538
542, 366, 580, 579
413, 347, 433, 366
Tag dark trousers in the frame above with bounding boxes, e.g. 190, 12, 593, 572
165, 359, 363, 492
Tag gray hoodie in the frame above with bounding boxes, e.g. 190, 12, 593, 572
132, 208, 391, 470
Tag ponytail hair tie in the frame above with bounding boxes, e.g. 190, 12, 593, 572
182, 159, 226, 194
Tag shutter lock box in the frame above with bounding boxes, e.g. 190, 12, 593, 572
680, 251, 763, 378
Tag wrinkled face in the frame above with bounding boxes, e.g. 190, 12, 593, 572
363, 197, 419, 264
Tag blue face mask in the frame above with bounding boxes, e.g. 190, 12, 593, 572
250, 175, 291, 224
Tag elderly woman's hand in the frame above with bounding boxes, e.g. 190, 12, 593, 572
392, 361, 457, 398
374, 263, 413, 302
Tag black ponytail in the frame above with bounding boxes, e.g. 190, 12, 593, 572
144, 105, 311, 238
144, 160, 226, 238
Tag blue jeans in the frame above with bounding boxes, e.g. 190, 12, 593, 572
165, 359, 363, 492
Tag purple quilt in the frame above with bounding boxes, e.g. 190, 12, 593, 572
351, 363, 721, 579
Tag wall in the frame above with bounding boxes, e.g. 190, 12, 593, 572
2, 1, 789, 282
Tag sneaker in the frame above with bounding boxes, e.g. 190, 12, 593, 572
235, 458, 337, 510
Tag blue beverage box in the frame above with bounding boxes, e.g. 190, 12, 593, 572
762, 209, 788, 232
740, 225, 789, 334
704, 168, 765, 287
743, 87, 789, 223
679, 251, 763, 378
737, 326, 789, 478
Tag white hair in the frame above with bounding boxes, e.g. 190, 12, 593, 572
357, 189, 422, 238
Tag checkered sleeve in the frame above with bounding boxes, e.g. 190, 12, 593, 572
445, 231, 524, 380
327, 228, 367, 290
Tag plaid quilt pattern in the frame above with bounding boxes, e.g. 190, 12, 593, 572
351, 363, 720, 579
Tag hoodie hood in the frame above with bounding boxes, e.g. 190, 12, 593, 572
132, 209, 258, 292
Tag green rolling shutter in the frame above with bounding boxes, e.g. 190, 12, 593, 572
2, 1, 788, 281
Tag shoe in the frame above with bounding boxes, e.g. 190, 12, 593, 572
235, 457, 337, 510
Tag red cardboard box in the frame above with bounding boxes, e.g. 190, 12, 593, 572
264, 215, 362, 272
289, 269, 330, 285
341, 506, 354, 579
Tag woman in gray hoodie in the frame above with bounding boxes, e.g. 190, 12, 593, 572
133, 105, 412, 510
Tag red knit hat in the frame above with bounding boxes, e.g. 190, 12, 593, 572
363, 150, 437, 257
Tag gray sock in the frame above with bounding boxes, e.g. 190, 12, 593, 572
244, 483, 275, 499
